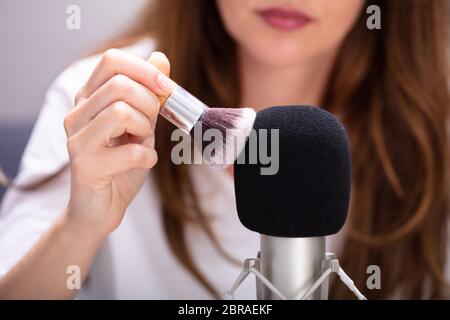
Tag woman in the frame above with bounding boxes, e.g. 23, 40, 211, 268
0, 0, 448, 299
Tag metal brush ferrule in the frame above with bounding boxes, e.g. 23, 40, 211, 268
160, 85, 208, 134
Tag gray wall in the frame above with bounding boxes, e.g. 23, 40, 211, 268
0, 0, 150, 125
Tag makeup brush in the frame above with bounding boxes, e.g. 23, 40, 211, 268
158, 82, 256, 167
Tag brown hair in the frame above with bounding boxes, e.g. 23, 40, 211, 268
324, 0, 450, 299
8, 0, 449, 299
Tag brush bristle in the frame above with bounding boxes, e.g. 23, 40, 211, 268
195, 107, 256, 167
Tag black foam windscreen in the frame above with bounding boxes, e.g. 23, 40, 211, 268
234, 106, 351, 237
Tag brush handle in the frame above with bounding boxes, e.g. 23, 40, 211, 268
159, 85, 208, 134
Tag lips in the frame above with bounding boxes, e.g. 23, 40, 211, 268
256, 7, 313, 31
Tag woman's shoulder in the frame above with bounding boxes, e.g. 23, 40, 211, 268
52, 37, 156, 101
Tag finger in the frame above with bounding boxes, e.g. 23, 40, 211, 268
76, 49, 177, 102
98, 144, 158, 176
67, 75, 160, 135
71, 101, 153, 151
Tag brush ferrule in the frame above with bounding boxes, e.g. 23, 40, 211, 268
160, 85, 208, 134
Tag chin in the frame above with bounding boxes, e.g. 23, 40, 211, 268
243, 41, 313, 68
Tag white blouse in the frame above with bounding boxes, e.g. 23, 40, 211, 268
0, 38, 380, 299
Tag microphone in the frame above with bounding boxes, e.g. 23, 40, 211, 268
233, 106, 351, 300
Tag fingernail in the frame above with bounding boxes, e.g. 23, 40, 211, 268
156, 73, 171, 94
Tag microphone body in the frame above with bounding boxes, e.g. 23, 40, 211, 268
260, 235, 326, 300
234, 106, 352, 300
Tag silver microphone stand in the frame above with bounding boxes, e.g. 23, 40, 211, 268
225, 252, 367, 300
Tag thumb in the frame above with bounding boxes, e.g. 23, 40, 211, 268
148, 51, 171, 77
147, 51, 176, 106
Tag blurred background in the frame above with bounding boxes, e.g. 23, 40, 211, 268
0, 0, 150, 199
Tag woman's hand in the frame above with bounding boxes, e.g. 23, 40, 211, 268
63, 49, 172, 240
0, 50, 175, 299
